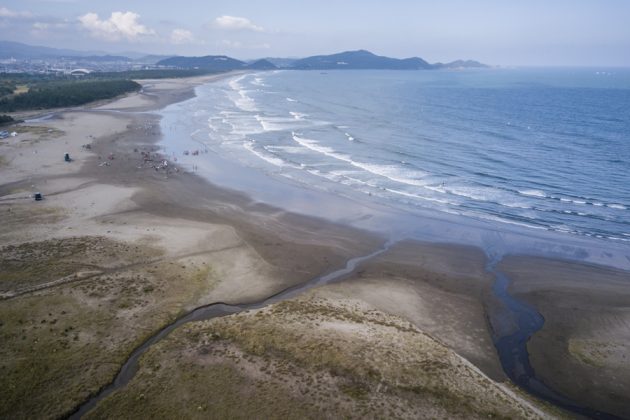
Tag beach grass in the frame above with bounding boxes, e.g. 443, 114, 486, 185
0, 234, 221, 419
86, 296, 551, 419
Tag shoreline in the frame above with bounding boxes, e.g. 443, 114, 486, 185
159, 70, 630, 273
1, 71, 628, 418
158, 75, 630, 273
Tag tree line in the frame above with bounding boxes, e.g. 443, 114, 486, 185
0, 79, 141, 112
0, 114, 14, 125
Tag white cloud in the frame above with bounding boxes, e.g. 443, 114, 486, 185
32, 22, 50, 30
214, 15, 264, 32
0, 7, 32, 18
170, 28, 195, 44
78, 11, 155, 41
32, 21, 68, 31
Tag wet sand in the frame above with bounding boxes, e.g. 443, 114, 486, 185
500, 256, 630, 418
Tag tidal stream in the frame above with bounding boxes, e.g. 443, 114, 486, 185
67, 240, 618, 419
67, 240, 394, 419
486, 258, 619, 419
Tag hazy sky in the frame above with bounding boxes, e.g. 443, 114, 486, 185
1, 0, 629, 66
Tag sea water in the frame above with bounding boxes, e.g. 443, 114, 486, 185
160, 68, 630, 266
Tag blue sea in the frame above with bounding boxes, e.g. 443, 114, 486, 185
160, 68, 630, 265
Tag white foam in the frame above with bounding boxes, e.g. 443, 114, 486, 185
289, 111, 308, 121
425, 185, 447, 194
345, 132, 355, 141
286, 97, 297, 102
243, 141, 286, 167
228, 76, 244, 91
266, 145, 304, 154
608, 237, 630, 242
560, 197, 588, 205
292, 133, 429, 187
426, 184, 531, 210
251, 77, 268, 87
475, 214, 548, 230
234, 90, 257, 112
386, 188, 453, 205
324, 170, 367, 187
608, 204, 627, 210
255, 115, 300, 132
207, 117, 223, 132
519, 189, 546, 198
228, 75, 258, 111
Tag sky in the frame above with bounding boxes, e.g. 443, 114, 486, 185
1, 0, 629, 66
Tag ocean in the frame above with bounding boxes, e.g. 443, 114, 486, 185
160, 68, 630, 265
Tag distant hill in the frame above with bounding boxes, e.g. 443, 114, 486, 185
246, 59, 277, 70
73, 55, 131, 63
0, 40, 104, 59
291, 50, 488, 70
135, 55, 175, 65
0, 41, 164, 64
0, 41, 489, 72
433, 60, 489, 69
262, 57, 299, 68
291, 50, 433, 70
157, 55, 247, 71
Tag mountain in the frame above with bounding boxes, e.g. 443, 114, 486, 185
290, 50, 489, 70
0, 40, 105, 59
0, 41, 489, 72
262, 57, 299, 68
246, 59, 277, 70
0, 41, 164, 64
73, 55, 132, 62
135, 55, 176, 65
157, 55, 247, 71
433, 60, 489, 69
291, 50, 433, 70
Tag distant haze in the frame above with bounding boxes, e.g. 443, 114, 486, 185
1, 0, 629, 66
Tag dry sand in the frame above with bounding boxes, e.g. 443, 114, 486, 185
0, 73, 381, 418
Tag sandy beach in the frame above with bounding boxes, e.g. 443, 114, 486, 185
1, 71, 628, 418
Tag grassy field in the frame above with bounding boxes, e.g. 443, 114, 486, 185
87, 295, 555, 419
0, 234, 220, 419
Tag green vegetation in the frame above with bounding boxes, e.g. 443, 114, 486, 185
87, 297, 551, 419
0, 81, 16, 97
0, 114, 14, 125
0, 233, 222, 419
0, 79, 140, 112
0, 68, 225, 112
